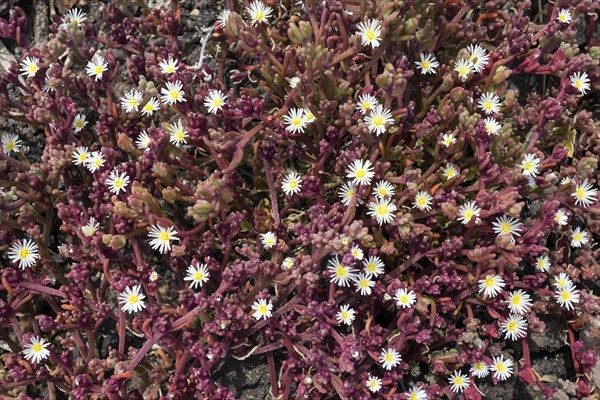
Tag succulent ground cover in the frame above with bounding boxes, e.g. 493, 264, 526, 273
0, 0, 599, 399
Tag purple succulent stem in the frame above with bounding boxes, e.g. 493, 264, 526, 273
262, 156, 280, 225
20, 281, 67, 299
118, 310, 126, 354
126, 332, 164, 372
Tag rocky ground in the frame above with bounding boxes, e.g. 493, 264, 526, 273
0, 1, 597, 399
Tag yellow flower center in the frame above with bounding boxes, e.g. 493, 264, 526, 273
573, 233, 582, 241
511, 295, 521, 305
194, 271, 205, 281
385, 354, 393, 362
255, 11, 264, 21
372, 115, 384, 127
523, 161, 534, 171
417, 197, 426, 206
28, 64, 39, 73
257, 304, 268, 314
336, 266, 347, 278
175, 130, 185, 140
6, 141, 15, 151
212, 98, 223, 107
410, 394, 417, 400
128, 98, 139, 107
464, 210, 474, 220
356, 169, 366, 179
399, 295, 408, 303
159, 231, 170, 241
128, 294, 139, 304
94, 65, 104, 75
165, 66, 174, 73
421, 60, 430, 69
360, 280, 369, 288
507, 321, 517, 331
574, 80, 582, 88
496, 363, 505, 372
32, 343, 43, 353
365, 30, 377, 41
485, 277, 494, 287
454, 377, 463, 385
561, 291, 571, 300
376, 204, 387, 215
114, 178, 123, 188
19, 248, 30, 259
292, 117, 303, 127
289, 180, 298, 189
559, 15, 567, 22
459, 66, 468, 75
144, 103, 155, 112
341, 311, 348, 319
169, 90, 180, 100
500, 223, 511, 234
576, 188, 585, 199
361, 102, 372, 112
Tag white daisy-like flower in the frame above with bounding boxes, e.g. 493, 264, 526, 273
477, 92, 501, 115
85, 151, 105, 173
557, 9, 572, 23
105, 170, 130, 195
553, 210, 568, 226
283, 108, 308, 134
149, 271, 159, 281
72, 114, 88, 132
136, 131, 152, 150
405, 385, 428, 400
470, 361, 490, 378
85, 56, 108, 81
367, 198, 397, 225
1, 133, 23, 155
20, 56, 40, 78
204, 89, 227, 114
81, 217, 99, 237
483, 117, 501, 135
555, 284, 580, 311
159, 57, 179, 75
365, 105, 394, 136
365, 375, 382, 393
534, 255, 550, 272
457, 201, 481, 225
500, 313, 528, 340
373, 180, 395, 199
339, 181, 359, 206
415, 53, 439, 74
303, 108, 316, 124
448, 370, 470, 393
350, 245, 364, 260
22, 336, 50, 364
354, 272, 375, 296
571, 179, 598, 208
8, 238, 40, 269
261, 231, 277, 249
379, 347, 402, 370
357, 94, 379, 115
184, 263, 210, 289
141, 97, 160, 116
363, 256, 385, 277
520, 153, 541, 177
120, 89, 144, 114
570, 72, 590, 95
441, 133, 457, 147
346, 159, 375, 186
570, 227, 590, 247
327, 255, 358, 287
251, 298, 273, 320
561, 177, 574, 185
217, 9, 232, 27
247, 1, 273, 26
454, 58, 474, 81
413, 190, 433, 211
442, 163, 460, 180
466, 44, 490, 73
336, 304, 356, 325
118, 285, 146, 314
506, 289, 532, 315
281, 172, 302, 196
490, 355, 513, 381
356, 19, 382, 48
61, 8, 86, 28
288, 76, 301, 89
478, 274, 506, 298
395, 288, 417, 309
282, 257, 294, 270
553, 272, 573, 290
148, 224, 179, 254
166, 119, 188, 147
492, 215, 523, 239
160, 81, 186, 105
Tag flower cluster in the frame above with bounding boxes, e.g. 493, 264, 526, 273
0, 1, 599, 399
